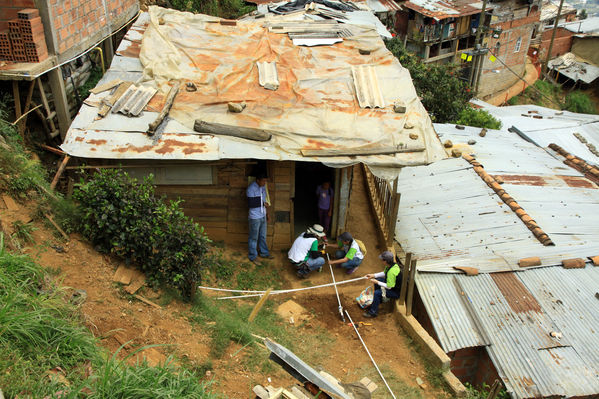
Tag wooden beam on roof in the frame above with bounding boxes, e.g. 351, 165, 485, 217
300, 145, 424, 157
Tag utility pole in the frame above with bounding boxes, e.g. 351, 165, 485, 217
469, 0, 488, 94
543, 0, 565, 75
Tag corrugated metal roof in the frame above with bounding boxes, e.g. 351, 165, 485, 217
351, 65, 385, 108
559, 16, 599, 33
367, 0, 403, 12
457, 271, 599, 398
473, 103, 599, 166
416, 273, 486, 352
402, 0, 487, 20
61, 8, 444, 167
540, 0, 577, 22
548, 53, 599, 84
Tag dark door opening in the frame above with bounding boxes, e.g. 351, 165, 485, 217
293, 162, 335, 238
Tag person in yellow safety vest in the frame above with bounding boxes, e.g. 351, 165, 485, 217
327, 231, 364, 274
363, 250, 401, 318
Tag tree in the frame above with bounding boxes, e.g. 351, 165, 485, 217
385, 38, 473, 123
579, 9, 588, 20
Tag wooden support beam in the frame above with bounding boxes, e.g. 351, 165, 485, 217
44, 213, 69, 241
40, 144, 66, 156
12, 81, 21, 125
50, 155, 70, 190
486, 380, 501, 399
17, 80, 36, 136
386, 181, 400, 247
405, 257, 418, 316
36, 78, 59, 138
248, 288, 272, 322
194, 119, 274, 142
301, 145, 424, 157
148, 83, 180, 136
48, 67, 71, 139
398, 252, 411, 305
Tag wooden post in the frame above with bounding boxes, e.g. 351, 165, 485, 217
486, 380, 501, 399
50, 155, 70, 190
248, 288, 272, 322
405, 257, 418, 316
48, 66, 72, 139
386, 179, 400, 247
36, 78, 59, 138
12, 81, 21, 124
17, 81, 36, 136
398, 252, 412, 305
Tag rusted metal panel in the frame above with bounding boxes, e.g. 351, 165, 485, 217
402, 0, 487, 20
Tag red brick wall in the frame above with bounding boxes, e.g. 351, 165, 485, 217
539, 27, 573, 59
0, 0, 35, 31
449, 346, 500, 388
51, 0, 138, 54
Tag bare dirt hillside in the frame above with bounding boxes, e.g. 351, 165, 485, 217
0, 168, 448, 399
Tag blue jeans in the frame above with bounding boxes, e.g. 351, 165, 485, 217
248, 217, 269, 261
335, 249, 363, 270
298, 256, 325, 276
369, 277, 400, 315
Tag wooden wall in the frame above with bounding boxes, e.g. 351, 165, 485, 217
155, 160, 294, 250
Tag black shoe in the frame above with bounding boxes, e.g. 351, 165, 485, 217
297, 271, 308, 279
363, 311, 376, 318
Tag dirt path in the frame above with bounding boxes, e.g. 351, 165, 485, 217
0, 170, 447, 398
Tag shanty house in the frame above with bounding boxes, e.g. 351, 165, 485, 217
60, 6, 445, 249
394, 105, 599, 398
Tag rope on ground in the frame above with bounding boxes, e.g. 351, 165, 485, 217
200, 276, 367, 300
345, 310, 397, 399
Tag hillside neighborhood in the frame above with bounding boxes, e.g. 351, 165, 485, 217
0, 0, 598, 398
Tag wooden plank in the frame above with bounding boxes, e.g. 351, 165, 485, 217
89, 78, 123, 94
45, 213, 69, 240
50, 155, 70, 190
248, 288, 272, 322
194, 119, 275, 142
134, 294, 162, 309
300, 145, 425, 157
125, 273, 146, 294
148, 82, 180, 136
113, 265, 136, 284
2, 195, 19, 211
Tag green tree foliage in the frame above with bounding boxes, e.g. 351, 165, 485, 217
169, 0, 255, 18
564, 91, 596, 114
74, 169, 210, 299
385, 38, 473, 123
457, 107, 502, 129
579, 9, 588, 20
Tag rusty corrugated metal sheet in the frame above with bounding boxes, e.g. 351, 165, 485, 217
402, 0, 486, 20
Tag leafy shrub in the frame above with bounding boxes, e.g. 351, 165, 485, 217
170, 0, 255, 19
74, 169, 210, 298
564, 91, 596, 114
457, 108, 502, 129
385, 38, 473, 123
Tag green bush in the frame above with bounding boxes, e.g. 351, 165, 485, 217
457, 108, 502, 129
73, 169, 210, 299
564, 91, 596, 114
170, 0, 255, 18
385, 38, 473, 123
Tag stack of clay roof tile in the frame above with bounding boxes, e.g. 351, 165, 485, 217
0, 9, 48, 64
462, 153, 555, 246
549, 143, 599, 184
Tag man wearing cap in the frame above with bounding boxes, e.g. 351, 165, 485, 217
363, 251, 402, 318
328, 232, 364, 274
247, 174, 273, 263
288, 224, 326, 278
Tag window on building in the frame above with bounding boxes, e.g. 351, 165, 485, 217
514, 37, 522, 53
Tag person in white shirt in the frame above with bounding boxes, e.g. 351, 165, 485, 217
288, 224, 326, 278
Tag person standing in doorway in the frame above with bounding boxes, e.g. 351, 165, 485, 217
316, 180, 333, 234
247, 174, 274, 263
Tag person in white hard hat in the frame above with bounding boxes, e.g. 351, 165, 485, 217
288, 224, 327, 278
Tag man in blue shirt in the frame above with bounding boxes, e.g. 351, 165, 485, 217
247, 174, 274, 263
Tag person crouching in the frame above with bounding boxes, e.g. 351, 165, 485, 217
288, 224, 326, 278
363, 251, 402, 318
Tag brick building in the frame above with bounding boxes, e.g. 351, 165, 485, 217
477, 0, 541, 98
0, 0, 139, 138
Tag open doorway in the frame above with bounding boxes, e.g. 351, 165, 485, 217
293, 162, 335, 238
